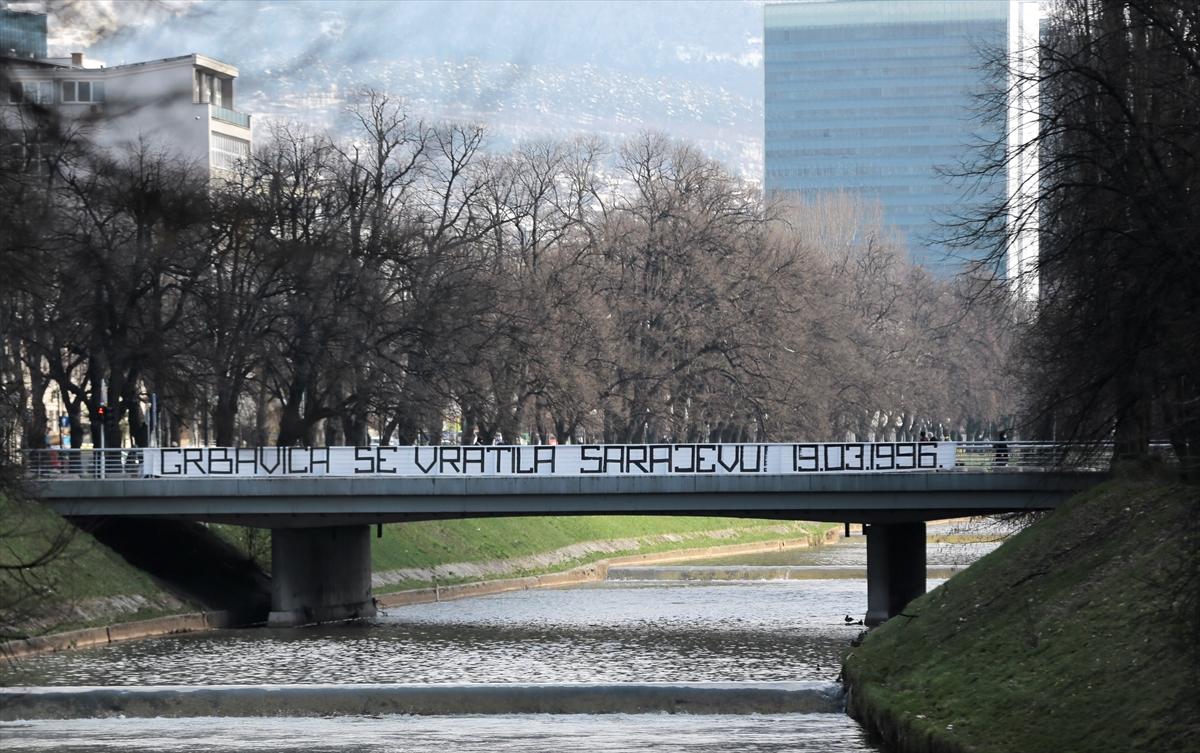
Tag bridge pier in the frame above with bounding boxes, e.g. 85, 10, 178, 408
268, 525, 376, 627
865, 521, 926, 627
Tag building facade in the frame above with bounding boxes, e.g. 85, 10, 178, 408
0, 5, 47, 60
765, 0, 1038, 283
3, 20, 251, 179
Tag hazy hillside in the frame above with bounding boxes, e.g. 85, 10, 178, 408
70, 0, 765, 177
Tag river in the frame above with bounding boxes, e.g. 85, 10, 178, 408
0, 522, 1003, 752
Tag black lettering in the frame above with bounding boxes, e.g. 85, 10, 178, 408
184, 448, 204, 476
873, 443, 893, 470
235, 448, 257, 475
440, 446, 461, 473
823, 444, 844, 472
374, 446, 398, 474
289, 447, 309, 474
414, 447, 437, 474
515, 447, 536, 474
672, 444, 695, 473
739, 445, 762, 473
843, 443, 864, 471
535, 446, 556, 473
462, 446, 485, 474
580, 445, 602, 473
918, 442, 938, 468
483, 447, 506, 473
311, 447, 330, 473
650, 445, 672, 473
258, 447, 282, 475
626, 446, 649, 473
604, 445, 625, 473
896, 443, 916, 469
717, 445, 740, 473
696, 444, 717, 473
160, 448, 182, 475
355, 446, 375, 474
208, 448, 233, 475
794, 444, 819, 472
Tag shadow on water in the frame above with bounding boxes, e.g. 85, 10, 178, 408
0, 534, 1001, 752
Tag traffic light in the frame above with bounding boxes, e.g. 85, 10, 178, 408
97, 404, 107, 419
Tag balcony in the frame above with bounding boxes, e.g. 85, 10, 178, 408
210, 104, 250, 129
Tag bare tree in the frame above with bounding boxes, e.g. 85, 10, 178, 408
956, 0, 1200, 470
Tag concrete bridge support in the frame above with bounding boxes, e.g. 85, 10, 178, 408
267, 525, 376, 627
865, 521, 926, 627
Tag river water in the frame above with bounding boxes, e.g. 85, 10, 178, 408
0, 524, 1001, 752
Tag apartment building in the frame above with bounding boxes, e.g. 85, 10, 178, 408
2, 7, 251, 177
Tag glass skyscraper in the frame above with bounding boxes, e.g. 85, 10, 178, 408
764, 0, 1016, 274
0, 7, 48, 60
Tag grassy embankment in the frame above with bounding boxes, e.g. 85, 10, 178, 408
843, 480, 1200, 753
0, 494, 189, 635
224, 516, 836, 592
370, 516, 834, 592
6, 494, 834, 635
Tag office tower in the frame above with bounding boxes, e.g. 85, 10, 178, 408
0, 5, 47, 60
765, 0, 1038, 283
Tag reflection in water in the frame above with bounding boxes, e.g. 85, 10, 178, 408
0, 535, 1002, 752
1, 580, 874, 686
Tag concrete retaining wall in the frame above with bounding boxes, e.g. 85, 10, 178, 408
378, 529, 839, 608
1, 611, 234, 660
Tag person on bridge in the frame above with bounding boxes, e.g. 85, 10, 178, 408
995, 430, 1010, 467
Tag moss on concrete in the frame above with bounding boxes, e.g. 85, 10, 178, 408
842, 481, 1200, 753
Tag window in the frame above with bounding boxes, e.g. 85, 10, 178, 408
61, 80, 104, 103
1, 129, 50, 175
211, 132, 249, 171
8, 81, 55, 104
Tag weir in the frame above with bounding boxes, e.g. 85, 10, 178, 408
0, 682, 844, 719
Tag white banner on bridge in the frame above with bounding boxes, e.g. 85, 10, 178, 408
141, 443, 956, 478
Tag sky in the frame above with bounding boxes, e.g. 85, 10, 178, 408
36, 0, 767, 178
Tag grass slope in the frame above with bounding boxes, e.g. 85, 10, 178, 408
217, 516, 832, 590
370, 516, 830, 590
1, 495, 191, 636
843, 481, 1200, 753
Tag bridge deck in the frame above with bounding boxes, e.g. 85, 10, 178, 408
35, 470, 1100, 526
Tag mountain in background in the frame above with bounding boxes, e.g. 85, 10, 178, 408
67, 0, 765, 179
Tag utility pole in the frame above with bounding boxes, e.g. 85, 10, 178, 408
98, 378, 107, 479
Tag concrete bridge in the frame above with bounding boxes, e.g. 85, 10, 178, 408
24, 442, 1106, 627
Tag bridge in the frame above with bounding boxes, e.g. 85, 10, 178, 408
23, 441, 1107, 627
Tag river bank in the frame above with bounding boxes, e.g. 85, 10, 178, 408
375, 527, 840, 608
842, 480, 1199, 753
3, 513, 836, 658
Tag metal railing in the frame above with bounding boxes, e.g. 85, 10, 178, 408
21, 448, 146, 479
952, 441, 1110, 471
16, 442, 1152, 481
954, 441, 1175, 472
